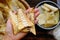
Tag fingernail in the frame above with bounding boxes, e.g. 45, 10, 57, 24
35, 12, 39, 18
35, 20, 38, 24
34, 8, 39, 13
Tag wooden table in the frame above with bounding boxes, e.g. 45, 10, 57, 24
21, 0, 58, 40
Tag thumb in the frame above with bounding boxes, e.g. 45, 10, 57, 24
6, 19, 13, 35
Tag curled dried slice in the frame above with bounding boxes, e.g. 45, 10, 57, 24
0, 3, 5, 8
15, 0, 26, 10
9, 11, 19, 34
26, 8, 36, 35
6, 0, 19, 11
17, 9, 34, 28
43, 3, 58, 12
17, 9, 34, 33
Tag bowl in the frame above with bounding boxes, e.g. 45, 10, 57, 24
35, 1, 60, 30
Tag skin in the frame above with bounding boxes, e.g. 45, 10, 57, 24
3, 8, 39, 40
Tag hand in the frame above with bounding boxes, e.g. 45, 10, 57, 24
3, 8, 39, 40
25, 8, 39, 24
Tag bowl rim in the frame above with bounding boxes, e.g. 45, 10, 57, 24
37, 22, 60, 30
35, 1, 60, 8
35, 1, 60, 30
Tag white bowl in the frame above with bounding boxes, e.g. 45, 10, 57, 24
35, 1, 60, 30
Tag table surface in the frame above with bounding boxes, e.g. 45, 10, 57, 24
21, 0, 58, 40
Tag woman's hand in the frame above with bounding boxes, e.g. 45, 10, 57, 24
3, 8, 39, 40
25, 8, 39, 24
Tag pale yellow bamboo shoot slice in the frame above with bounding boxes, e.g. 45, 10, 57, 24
15, 0, 26, 10
9, 11, 19, 34
6, 0, 19, 11
17, 9, 34, 27
29, 12, 36, 35
41, 5, 50, 11
44, 3, 58, 12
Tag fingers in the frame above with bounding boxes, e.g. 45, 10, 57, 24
34, 19, 38, 24
34, 8, 39, 18
25, 8, 39, 24
6, 19, 13, 36
34, 8, 39, 24
34, 8, 39, 13
24, 8, 32, 14
15, 32, 27, 40
24, 8, 39, 17
34, 11, 39, 18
